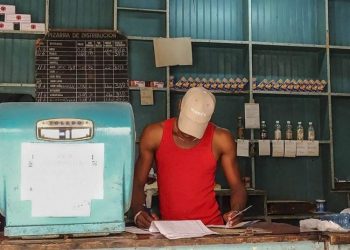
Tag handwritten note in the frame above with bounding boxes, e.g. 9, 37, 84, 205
284, 140, 297, 158
244, 103, 260, 129
237, 139, 250, 157
140, 87, 154, 105
307, 141, 319, 156
258, 140, 270, 156
296, 141, 308, 156
272, 140, 284, 157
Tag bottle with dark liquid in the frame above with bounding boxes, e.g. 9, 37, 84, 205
237, 116, 245, 139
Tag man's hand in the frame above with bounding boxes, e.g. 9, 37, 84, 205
223, 210, 242, 227
134, 211, 159, 229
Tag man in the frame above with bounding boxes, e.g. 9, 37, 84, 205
131, 86, 247, 228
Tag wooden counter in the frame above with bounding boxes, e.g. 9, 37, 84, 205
0, 222, 334, 250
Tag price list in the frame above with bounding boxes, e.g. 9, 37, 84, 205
35, 31, 129, 102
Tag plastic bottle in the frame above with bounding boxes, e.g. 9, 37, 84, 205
286, 121, 293, 140
260, 120, 268, 139
274, 121, 281, 140
237, 117, 244, 139
308, 122, 315, 141
297, 122, 304, 140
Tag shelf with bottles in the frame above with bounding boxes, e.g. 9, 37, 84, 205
329, 0, 350, 47
251, 0, 325, 45
170, 0, 248, 42
253, 95, 329, 141
330, 49, 350, 94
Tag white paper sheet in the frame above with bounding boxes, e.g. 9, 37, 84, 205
149, 220, 217, 239
208, 220, 260, 229
307, 141, 319, 156
258, 140, 270, 156
237, 139, 250, 157
153, 38, 192, 67
272, 140, 284, 157
284, 140, 297, 158
21, 143, 104, 217
296, 141, 308, 156
126, 226, 153, 234
140, 87, 154, 105
244, 103, 260, 129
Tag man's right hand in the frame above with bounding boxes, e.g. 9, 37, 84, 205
134, 210, 159, 229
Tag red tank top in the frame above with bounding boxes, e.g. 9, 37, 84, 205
155, 118, 224, 225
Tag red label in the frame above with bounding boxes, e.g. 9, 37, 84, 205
16, 15, 21, 20
0, 23, 4, 28
31, 24, 36, 29
0, 6, 6, 11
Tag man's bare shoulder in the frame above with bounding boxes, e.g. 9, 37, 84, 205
213, 125, 236, 151
140, 121, 165, 149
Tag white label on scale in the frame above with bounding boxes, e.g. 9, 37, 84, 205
21, 143, 104, 217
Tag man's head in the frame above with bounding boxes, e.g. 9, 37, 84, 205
178, 87, 216, 139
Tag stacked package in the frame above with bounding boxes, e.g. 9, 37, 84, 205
171, 76, 249, 92
252, 78, 327, 93
0, 4, 45, 32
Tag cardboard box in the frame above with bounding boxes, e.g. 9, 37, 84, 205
5, 14, 31, 23
0, 22, 14, 31
20, 23, 45, 32
0, 5, 15, 14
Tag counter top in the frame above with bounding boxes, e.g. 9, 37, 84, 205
0, 222, 332, 249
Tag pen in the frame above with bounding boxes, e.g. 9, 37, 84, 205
225, 205, 253, 228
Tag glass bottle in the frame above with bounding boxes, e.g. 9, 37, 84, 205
297, 121, 304, 140
286, 121, 293, 140
308, 122, 315, 141
237, 116, 244, 139
260, 120, 268, 140
274, 121, 281, 140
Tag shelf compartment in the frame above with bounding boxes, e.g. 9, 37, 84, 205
252, 0, 326, 45
171, 88, 249, 95
171, 43, 249, 84
117, 10, 165, 37
329, 0, 350, 46
130, 90, 167, 139
0, 30, 45, 35
192, 39, 249, 45
117, 0, 165, 10
254, 95, 329, 141
170, 0, 248, 41
255, 151, 329, 201
0, 38, 36, 83
129, 40, 166, 82
332, 97, 350, 185
49, 0, 113, 29
330, 49, 350, 93
253, 46, 327, 83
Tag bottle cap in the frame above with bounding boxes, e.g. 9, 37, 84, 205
298, 121, 301, 124
276, 120, 279, 123
309, 122, 312, 125
287, 121, 290, 124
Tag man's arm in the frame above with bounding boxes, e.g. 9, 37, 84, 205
214, 127, 247, 225
131, 123, 162, 228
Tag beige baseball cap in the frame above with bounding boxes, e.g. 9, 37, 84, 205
178, 87, 216, 139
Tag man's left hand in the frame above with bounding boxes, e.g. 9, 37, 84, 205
223, 210, 242, 227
